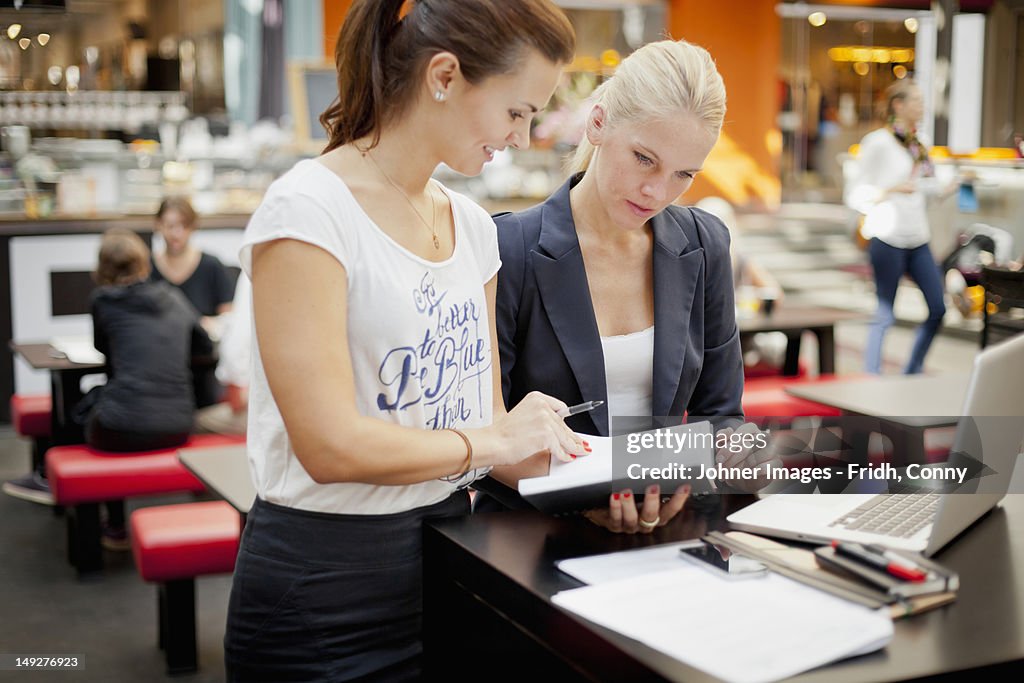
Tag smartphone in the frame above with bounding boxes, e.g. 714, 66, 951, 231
678, 541, 768, 579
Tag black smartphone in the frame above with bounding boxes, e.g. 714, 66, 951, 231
678, 540, 768, 579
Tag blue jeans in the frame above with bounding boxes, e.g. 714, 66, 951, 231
865, 238, 946, 374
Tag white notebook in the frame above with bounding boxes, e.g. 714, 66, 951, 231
518, 421, 715, 513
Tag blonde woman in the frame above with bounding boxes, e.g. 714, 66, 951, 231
491, 39, 777, 531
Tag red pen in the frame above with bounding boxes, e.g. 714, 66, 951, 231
831, 541, 928, 582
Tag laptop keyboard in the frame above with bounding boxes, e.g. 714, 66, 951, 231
828, 491, 940, 539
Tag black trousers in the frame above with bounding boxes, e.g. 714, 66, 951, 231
225, 492, 471, 682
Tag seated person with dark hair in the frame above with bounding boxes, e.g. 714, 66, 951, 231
74, 228, 212, 548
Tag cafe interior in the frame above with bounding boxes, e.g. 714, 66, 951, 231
0, 1, 1022, 681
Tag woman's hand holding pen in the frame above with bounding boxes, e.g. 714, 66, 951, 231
478, 391, 589, 467
583, 484, 691, 534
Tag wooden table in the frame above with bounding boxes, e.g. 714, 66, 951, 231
423, 490, 1024, 682
9, 341, 105, 445
177, 443, 254, 514
738, 306, 866, 375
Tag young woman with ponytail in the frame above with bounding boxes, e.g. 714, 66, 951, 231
223, 1, 576, 679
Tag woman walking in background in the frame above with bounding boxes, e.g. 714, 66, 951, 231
847, 80, 950, 374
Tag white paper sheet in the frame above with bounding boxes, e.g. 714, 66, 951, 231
557, 542, 704, 585
552, 566, 892, 683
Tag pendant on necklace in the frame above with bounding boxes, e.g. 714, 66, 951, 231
433, 234, 440, 249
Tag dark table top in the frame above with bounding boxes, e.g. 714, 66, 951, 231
427, 490, 1024, 682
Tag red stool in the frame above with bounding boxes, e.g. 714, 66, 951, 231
10, 393, 51, 438
10, 394, 53, 477
131, 501, 241, 675
46, 433, 244, 576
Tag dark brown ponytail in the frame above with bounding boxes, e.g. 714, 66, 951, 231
319, 0, 576, 154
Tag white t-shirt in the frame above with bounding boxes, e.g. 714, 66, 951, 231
845, 128, 941, 249
240, 159, 500, 514
601, 326, 655, 435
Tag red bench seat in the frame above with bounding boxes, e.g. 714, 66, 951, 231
45, 433, 245, 576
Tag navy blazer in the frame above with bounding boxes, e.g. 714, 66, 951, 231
495, 174, 744, 437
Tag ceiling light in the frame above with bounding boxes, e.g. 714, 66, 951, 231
18, 37, 30, 50
808, 12, 827, 28
7, 24, 21, 40
905, 18, 919, 34
37, 33, 50, 46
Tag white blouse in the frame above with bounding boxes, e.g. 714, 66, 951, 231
845, 128, 943, 249
601, 326, 655, 435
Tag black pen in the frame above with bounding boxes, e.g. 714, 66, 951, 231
557, 400, 604, 418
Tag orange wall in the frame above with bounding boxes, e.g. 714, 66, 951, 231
323, 0, 353, 59
668, 0, 781, 207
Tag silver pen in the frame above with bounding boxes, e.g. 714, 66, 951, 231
556, 400, 604, 418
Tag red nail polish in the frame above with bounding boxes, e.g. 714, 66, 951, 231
570, 454, 577, 459
613, 493, 620, 500
623, 492, 631, 498
584, 446, 593, 452
583, 440, 590, 446
648, 485, 658, 495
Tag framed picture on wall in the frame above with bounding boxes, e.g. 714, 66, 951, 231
287, 61, 336, 154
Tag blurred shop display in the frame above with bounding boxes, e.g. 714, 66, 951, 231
0, 116, 296, 217
0, 90, 188, 131
778, 3, 932, 202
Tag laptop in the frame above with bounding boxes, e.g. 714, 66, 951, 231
728, 333, 1024, 556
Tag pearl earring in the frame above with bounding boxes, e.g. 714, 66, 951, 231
434, 90, 446, 102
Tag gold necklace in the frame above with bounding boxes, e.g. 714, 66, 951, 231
363, 149, 440, 249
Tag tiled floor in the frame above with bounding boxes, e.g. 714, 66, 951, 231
0, 435, 231, 683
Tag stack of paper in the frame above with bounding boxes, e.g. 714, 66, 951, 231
552, 563, 893, 683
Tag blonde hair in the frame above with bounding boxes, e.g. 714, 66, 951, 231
96, 229, 151, 286
883, 78, 919, 120
569, 39, 726, 175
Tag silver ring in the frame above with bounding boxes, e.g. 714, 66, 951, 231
638, 515, 661, 529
